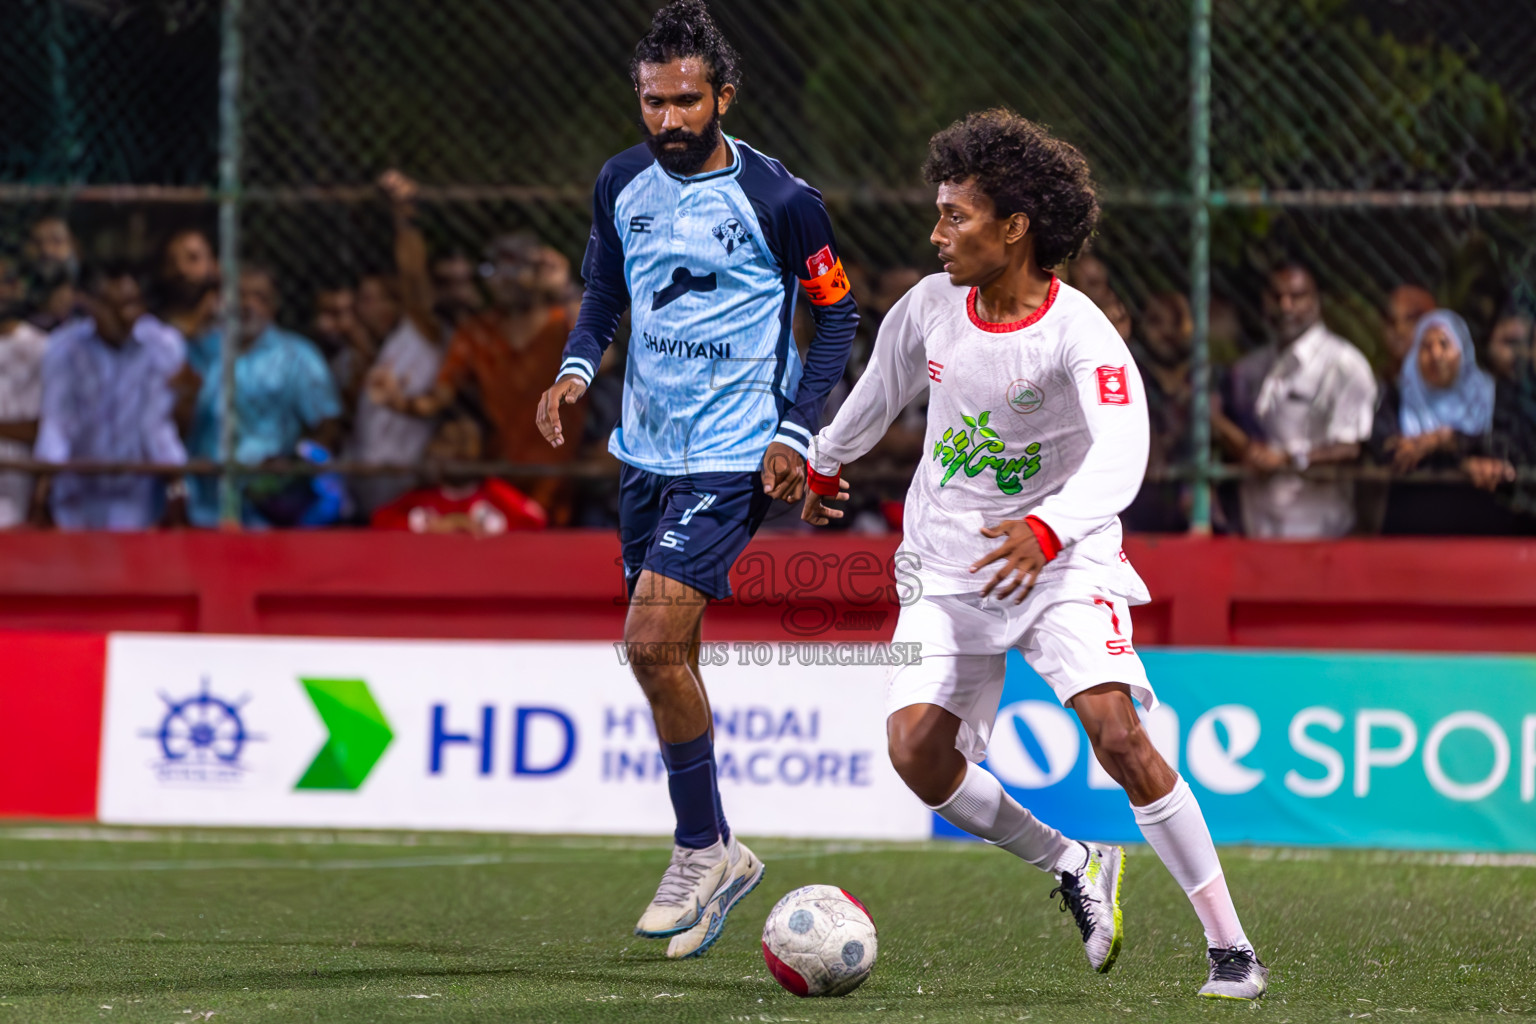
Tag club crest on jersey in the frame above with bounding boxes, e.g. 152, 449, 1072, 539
1096, 365, 1131, 405
932, 410, 1042, 495
1007, 378, 1044, 415
712, 217, 751, 255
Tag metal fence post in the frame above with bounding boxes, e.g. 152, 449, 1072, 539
1187, 0, 1213, 535
216, 0, 243, 526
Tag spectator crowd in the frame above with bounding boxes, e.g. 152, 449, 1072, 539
0, 174, 592, 536
1, 183, 1532, 538
1062, 255, 1536, 538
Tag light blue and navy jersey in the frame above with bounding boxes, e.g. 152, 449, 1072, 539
558, 136, 858, 474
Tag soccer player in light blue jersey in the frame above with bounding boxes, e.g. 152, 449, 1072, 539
536, 0, 857, 960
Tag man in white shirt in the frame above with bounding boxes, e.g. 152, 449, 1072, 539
0, 254, 47, 527
803, 109, 1267, 1000
35, 264, 187, 530
350, 171, 449, 516
1228, 264, 1376, 538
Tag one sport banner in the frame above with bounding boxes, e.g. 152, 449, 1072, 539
959, 649, 1536, 851
96, 634, 932, 840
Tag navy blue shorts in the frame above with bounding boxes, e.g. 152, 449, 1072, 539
618, 464, 773, 601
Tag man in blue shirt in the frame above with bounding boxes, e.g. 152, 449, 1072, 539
537, 0, 857, 962
187, 265, 343, 527
35, 264, 187, 530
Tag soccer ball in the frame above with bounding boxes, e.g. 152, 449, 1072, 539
761, 885, 877, 997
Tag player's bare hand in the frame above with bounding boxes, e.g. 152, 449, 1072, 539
971, 519, 1045, 604
761, 441, 806, 504
801, 476, 850, 526
537, 375, 587, 447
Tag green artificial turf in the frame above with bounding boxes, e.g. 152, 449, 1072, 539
0, 826, 1531, 1023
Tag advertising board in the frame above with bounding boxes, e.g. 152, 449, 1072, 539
955, 649, 1536, 851
98, 635, 931, 840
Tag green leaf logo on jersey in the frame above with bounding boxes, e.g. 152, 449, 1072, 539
932, 410, 1042, 495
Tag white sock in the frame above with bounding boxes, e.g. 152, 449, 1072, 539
1189, 873, 1248, 952
929, 760, 1072, 872
1131, 776, 1250, 950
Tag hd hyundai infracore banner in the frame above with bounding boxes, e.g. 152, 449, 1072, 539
86, 635, 1536, 850
96, 635, 933, 840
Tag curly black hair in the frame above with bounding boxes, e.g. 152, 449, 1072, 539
79, 259, 142, 297
1268, 255, 1318, 287
631, 0, 740, 93
923, 109, 1099, 270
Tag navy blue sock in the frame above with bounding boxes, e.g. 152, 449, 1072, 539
660, 731, 721, 849
712, 760, 731, 844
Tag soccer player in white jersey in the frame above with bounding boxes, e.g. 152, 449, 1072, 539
801, 110, 1267, 1000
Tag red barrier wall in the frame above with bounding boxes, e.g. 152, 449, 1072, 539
0, 531, 1533, 652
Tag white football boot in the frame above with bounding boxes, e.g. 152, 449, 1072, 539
634, 839, 731, 938
1049, 842, 1124, 973
665, 836, 766, 959
1199, 946, 1269, 1000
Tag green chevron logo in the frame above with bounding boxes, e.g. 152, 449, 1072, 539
295, 678, 394, 791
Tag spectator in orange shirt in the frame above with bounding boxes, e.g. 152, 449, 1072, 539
372, 232, 580, 523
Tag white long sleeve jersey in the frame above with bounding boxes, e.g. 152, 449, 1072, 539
811, 274, 1152, 601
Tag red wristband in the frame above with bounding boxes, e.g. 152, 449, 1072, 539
1025, 515, 1062, 562
806, 460, 842, 497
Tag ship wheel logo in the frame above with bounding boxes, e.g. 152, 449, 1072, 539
146, 677, 261, 766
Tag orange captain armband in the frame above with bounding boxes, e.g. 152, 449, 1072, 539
799, 245, 851, 306
806, 459, 843, 497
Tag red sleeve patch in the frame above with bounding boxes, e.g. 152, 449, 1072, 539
1096, 365, 1131, 405
805, 245, 836, 279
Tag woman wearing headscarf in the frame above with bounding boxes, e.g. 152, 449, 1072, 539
1370, 309, 1522, 534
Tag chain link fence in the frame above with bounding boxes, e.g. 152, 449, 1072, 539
0, 0, 1533, 531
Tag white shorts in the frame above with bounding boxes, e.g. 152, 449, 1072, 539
887, 579, 1156, 763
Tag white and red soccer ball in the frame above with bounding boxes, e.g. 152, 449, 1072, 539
761, 885, 878, 997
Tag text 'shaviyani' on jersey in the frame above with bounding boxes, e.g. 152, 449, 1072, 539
811, 274, 1152, 600
558, 136, 858, 474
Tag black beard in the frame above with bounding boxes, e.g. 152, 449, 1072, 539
157, 275, 217, 315
434, 298, 469, 326
493, 288, 539, 316
311, 331, 344, 357
642, 109, 722, 176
